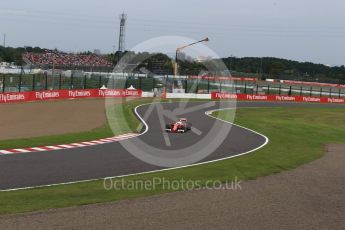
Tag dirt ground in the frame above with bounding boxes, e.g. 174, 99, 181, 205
0, 144, 344, 230
0, 99, 123, 140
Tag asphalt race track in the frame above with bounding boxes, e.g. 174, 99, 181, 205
1, 101, 345, 191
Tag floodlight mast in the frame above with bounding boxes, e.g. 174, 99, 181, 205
174, 37, 209, 76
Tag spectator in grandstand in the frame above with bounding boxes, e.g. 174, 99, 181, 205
22, 51, 112, 68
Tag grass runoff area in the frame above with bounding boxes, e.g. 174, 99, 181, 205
0, 98, 209, 149
1, 100, 345, 214
0, 99, 149, 150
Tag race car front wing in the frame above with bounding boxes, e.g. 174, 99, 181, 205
165, 128, 186, 133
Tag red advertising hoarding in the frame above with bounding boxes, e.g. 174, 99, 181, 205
0, 89, 142, 104
211, 92, 345, 104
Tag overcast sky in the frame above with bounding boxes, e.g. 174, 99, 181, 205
1, 0, 344, 65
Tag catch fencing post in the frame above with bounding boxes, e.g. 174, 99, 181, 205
19, 73, 22, 92
98, 75, 102, 88
152, 77, 155, 92
125, 76, 128, 89
267, 85, 270, 95
185, 79, 188, 93
2, 75, 6, 93
244, 83, 247, 94
320, 88, 322, 97
44, 72, 48, 90
59, 73, 62, 90
164, 75, 168, 92
112, 75, 115, 89
339, 88, 341, 98
195, 79, 199, 94
310, 87, 312, 97
84, 74, 87, 89
329, 88, 332, 98
279, 85, 281, 95
32, 75, 36, 91
71, 72, 74, 89
207, 79, 210, 93
300, 86, 303, 96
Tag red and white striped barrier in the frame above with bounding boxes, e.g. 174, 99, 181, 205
0, 133, 139, 155
265, 79, 345, 88
188, 76, 257, 82
280, 80, 345, 88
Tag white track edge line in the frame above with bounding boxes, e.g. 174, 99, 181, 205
0, 101, 269, 192
0, 133, 139, 155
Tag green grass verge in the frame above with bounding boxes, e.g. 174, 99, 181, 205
1, 106, 345, 215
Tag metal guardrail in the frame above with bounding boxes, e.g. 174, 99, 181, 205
0, 73, 161, 93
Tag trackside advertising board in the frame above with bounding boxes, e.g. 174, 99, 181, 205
0, 89, 142, 104
265, 79, 345, 88
1, 90, 344, 104
211, 92, 345, 104
280, 80, 345, 88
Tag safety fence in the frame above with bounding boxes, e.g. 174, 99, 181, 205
2, 74, 345, 99
162, 78, 345, 99
0, 73, 161, 93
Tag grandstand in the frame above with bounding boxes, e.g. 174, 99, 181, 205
22, 51, 113, 70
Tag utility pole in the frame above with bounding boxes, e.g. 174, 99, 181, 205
260, 57, 263, 80
3, 33, 6, 48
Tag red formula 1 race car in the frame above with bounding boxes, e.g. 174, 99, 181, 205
165, 118, 192, 133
